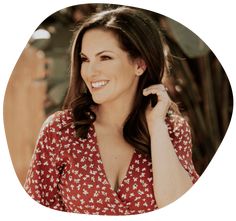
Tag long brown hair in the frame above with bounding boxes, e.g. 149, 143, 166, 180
63, 6, 168, 156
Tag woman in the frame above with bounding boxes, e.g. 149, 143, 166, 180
24, 6, 199, 215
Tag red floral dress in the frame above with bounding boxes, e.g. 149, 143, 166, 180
24, 109, 199, 215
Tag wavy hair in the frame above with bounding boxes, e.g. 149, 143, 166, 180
63, 6, 171, 156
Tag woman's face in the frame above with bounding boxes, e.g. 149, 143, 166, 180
80, 28, 141, 105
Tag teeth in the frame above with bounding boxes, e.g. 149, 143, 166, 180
91, 81, 108, 88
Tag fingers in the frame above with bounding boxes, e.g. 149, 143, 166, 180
143, 84, 168, 96
143, 84, 171, 110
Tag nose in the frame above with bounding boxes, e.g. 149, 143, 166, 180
85, 60, 100, 78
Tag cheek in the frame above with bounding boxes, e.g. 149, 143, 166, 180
80, 65, 87, 82
119, 64, 137, 82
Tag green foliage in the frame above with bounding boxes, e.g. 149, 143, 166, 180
163, 18, 233, 174
166, 18, 210, 58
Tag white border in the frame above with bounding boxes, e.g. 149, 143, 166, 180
0, 0, 235, 220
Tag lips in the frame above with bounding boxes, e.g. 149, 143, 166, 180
91, 80, 109, 89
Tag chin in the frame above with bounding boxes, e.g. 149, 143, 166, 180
91, 96, 106, 105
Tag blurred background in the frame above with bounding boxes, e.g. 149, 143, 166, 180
3, 4, 233, 185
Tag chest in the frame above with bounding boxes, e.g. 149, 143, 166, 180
58, 147, 156, 214
96, 130, 135, 190
57, 127, 157, 214
58, 125, 157, 215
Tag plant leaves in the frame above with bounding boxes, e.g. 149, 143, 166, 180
166, 18, 210, 58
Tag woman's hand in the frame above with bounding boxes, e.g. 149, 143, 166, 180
143, 84, 171, 129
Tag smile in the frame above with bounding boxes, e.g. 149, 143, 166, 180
91, 80, 109, 89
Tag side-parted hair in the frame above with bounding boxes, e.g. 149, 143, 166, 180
63, 6, 169, 156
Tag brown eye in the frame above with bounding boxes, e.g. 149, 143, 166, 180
80, 56, 89, 62
100, 55, 111, 61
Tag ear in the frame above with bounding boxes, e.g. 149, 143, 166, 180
135, 58, 147, 76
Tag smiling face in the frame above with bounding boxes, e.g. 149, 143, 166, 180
80, 28, 143, 106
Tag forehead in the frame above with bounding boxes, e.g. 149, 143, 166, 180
81, 28, 121, 53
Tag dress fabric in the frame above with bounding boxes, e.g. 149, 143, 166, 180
24, 109, 199, 215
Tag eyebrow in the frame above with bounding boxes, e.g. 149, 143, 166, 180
80, 50, 114, 57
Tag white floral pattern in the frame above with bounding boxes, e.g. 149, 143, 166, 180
24, 109, 199, 215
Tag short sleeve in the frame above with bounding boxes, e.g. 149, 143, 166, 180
166, 114, 199, 184
24, 113, 65, 211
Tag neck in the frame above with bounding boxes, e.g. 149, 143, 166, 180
94, 100, 133, 131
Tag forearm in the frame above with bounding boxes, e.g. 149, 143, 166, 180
149, 120, 193, 208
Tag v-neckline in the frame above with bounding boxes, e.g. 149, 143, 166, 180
91, 123, 136, 193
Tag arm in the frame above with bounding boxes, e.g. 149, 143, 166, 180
143, 85, 198, 208
24, 114, 65, 211
149, 116, 197, 208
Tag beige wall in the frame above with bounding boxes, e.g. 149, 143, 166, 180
4, 45, 47, 185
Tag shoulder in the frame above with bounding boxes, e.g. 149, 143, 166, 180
36, 109, 77, 153
33, 111, 74, 167
39, 109, 74, 135
39, 109, 95, 142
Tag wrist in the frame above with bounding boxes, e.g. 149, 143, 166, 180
147, 119, 168, 135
